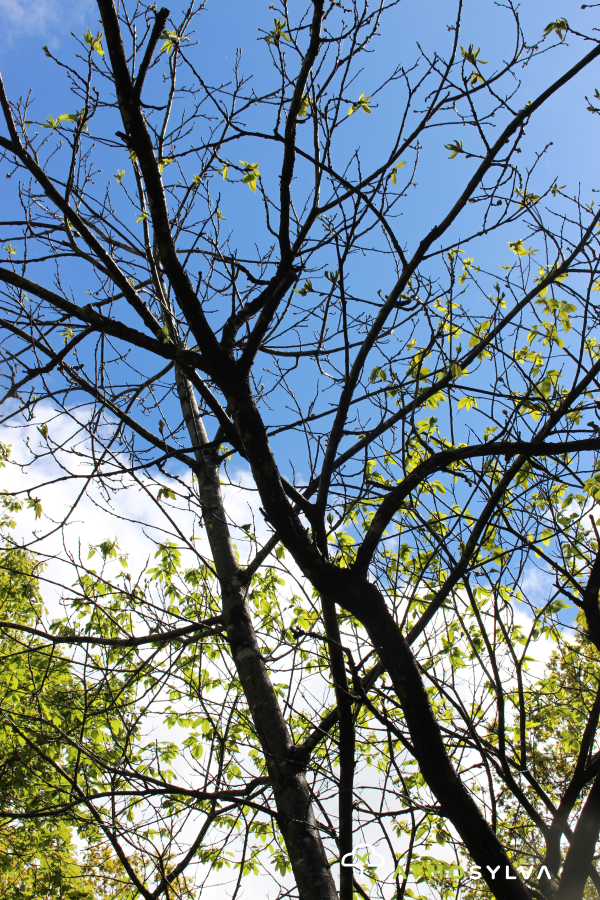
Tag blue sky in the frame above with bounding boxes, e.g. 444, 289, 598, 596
2, 1, 598, 421
2, 0, 597, 272
1, 1, 599, 513
2, 0, 597, 186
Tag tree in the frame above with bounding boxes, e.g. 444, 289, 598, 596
460, 633, 600, 900
1, 1, 600, 897
0, 471, 93, 900
0, 446, 197, 899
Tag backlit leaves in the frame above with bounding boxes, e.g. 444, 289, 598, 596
543, 18, 569, 41
461, 45, 487, 85
240, 161, 260, 192
84, 28, 104, 55
509, 238, 536, 256
445, 140, 463, 159
41, 112, 80, 129
516, 189, 540, 209
26, 496, 42, 518
263, 18, 291, 46
461, 44, 487, 65
299, 95, 310, 118
160, 29, 186, 55
370, 366, 388, 383
390, 161, 406, 184
348, 92, 371, 115
158, 157, 174, 174
294, 279, 313, 296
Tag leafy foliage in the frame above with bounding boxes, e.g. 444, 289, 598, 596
2, 3, 600, 899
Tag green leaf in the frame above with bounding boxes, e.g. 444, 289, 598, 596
294, 279, 313, 296
509, 238, 536, 257
445, 140, 463, 159
457, 396, 477, 411
348, 91, 371, 115
390, 161, 406, 184
424, 391, 446, 409
240, 161, 260, 192
37, 424, 49, 438
587, 87, 600, 114
157, 487, 176, 501
461, 44, 488, 65
263, 18, 291, 45
543, 18, 568, 41
370, 366, 387, 383
84, 28, 104, 55
299, 95, 310, 118
516, 189, 540, 209
27, 497, 42, 518
136, 210, 149, 223
41, 113, 79, 129
160, 29, 184, 55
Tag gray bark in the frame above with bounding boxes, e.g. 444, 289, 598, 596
175, 369, 338, 900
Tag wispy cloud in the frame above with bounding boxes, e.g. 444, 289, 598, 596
0, 0, 93, 44
0, 407, 278, 616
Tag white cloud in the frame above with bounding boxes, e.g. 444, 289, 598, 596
0, 0, 92, 42
0, 406, 277, 618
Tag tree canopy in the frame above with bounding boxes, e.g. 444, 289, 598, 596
2, 2, 600, 899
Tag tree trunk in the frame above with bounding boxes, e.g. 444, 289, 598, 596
175, 370, 338, 900
335, 572, 533, 900
321, 595, 354, 900
556, 772, 600, 900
